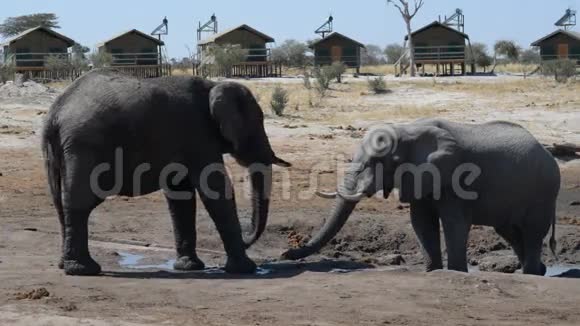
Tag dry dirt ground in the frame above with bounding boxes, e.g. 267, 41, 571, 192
0, 76, 579, 325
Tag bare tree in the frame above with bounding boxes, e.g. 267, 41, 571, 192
387, 0, 425, 76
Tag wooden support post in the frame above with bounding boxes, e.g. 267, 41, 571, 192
451, 63, 455, 76
461, 63, 466, 76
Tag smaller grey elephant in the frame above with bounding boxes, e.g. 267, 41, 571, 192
282, 118, 560, 275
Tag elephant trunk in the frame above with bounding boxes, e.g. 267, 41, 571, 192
281, 197, 358, 260
242, 164, 273, 248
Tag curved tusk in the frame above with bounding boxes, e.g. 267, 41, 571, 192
316, 190, 365, 202
315, 191, 338, 199
338, 192, 366, 202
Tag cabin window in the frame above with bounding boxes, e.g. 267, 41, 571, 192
342, 47, 357, 66
572, 45, 580, 56
110, 49, 125, 65
15, 48, 35, 67
316, 48, 331, 65
138, 48, 157, 65
541, 45, 556, 59
448, 42, 463, 59
247, 44, 264, 62
414, 43, 428, 53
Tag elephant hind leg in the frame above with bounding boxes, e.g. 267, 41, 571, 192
494, 225, 525, 266
521, 234, 546, 276
520, 206, 553, 276
61, 152, 104, 276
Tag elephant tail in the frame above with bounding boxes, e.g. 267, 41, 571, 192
549, 213, 558, 260
42, 123, 64, 225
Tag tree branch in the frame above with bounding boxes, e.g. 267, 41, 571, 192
387, 0, 405, 16
409, 0, 424, 19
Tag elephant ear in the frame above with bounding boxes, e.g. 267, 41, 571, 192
209, 83, 250, 153
399, 126, 461, 202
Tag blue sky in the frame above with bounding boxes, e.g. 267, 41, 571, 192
1, 0, 578, 58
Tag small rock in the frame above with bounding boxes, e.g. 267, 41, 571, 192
61, 303, 78, 312
570, 201, 580, 206
23, 228, 38, 232
376, 254, 405, 266
478, 255, 520, 273
15, 288, 50, 300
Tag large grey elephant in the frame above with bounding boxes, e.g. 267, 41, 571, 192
282, 119, 560, 275
42, 70, 290, 276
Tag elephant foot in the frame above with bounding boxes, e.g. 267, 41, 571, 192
63, 257, 102, 276
540, 263, 547, 276
174, 256, 205, 271
225, 255, 257, 274
425, 263, 443, 272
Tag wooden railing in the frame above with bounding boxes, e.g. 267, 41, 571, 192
245, 48, 271, 62
193, 61, 281, 78
197, 48, 272, 64
413, 45, 465, 62
110, 52, 160, 66
12, 52, 71, 67
540, 54, 580, 63
107, 64, 172, 78
313, 55, 360, 67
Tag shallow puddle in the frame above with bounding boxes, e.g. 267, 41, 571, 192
545, 265, 580, 278
117, 252, 579, 278
117, 252, 272, 275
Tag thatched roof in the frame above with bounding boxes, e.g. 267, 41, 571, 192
309, 32, 365, 48
404, 21, 469, 41
198, 24, 275, 45
1, 26, 75, 47
531, 29, 580, 46
97, 29, 164, 47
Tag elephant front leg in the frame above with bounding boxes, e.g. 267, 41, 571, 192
165, 182, 205, 271
194, 164, 256, 274
410, 201, 443, 272
439, 201, 471, 272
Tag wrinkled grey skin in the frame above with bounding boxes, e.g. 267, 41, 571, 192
42, 70, 291, 276
282, 119, 560, 276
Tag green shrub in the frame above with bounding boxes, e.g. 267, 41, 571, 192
302, 71, 312, 90
313, 66, 333, 97
89, 51, 113, 68
330, 62, 347, 83
200, 44, 247, 78
542, 59, 577, 83
367, 76, 387, 94
0, 55, 15, 83
270, 85, 289, 116
45, 55, 72, 72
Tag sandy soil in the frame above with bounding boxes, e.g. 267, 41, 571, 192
0, 76, 579, 325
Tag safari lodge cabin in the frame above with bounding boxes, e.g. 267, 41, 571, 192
401, 21, 473, 76
97, 29, 169, 78
196, 24, 281, 78
531, 30, 580, 65
0, 26, 77, 79
309, 32, 365, 73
